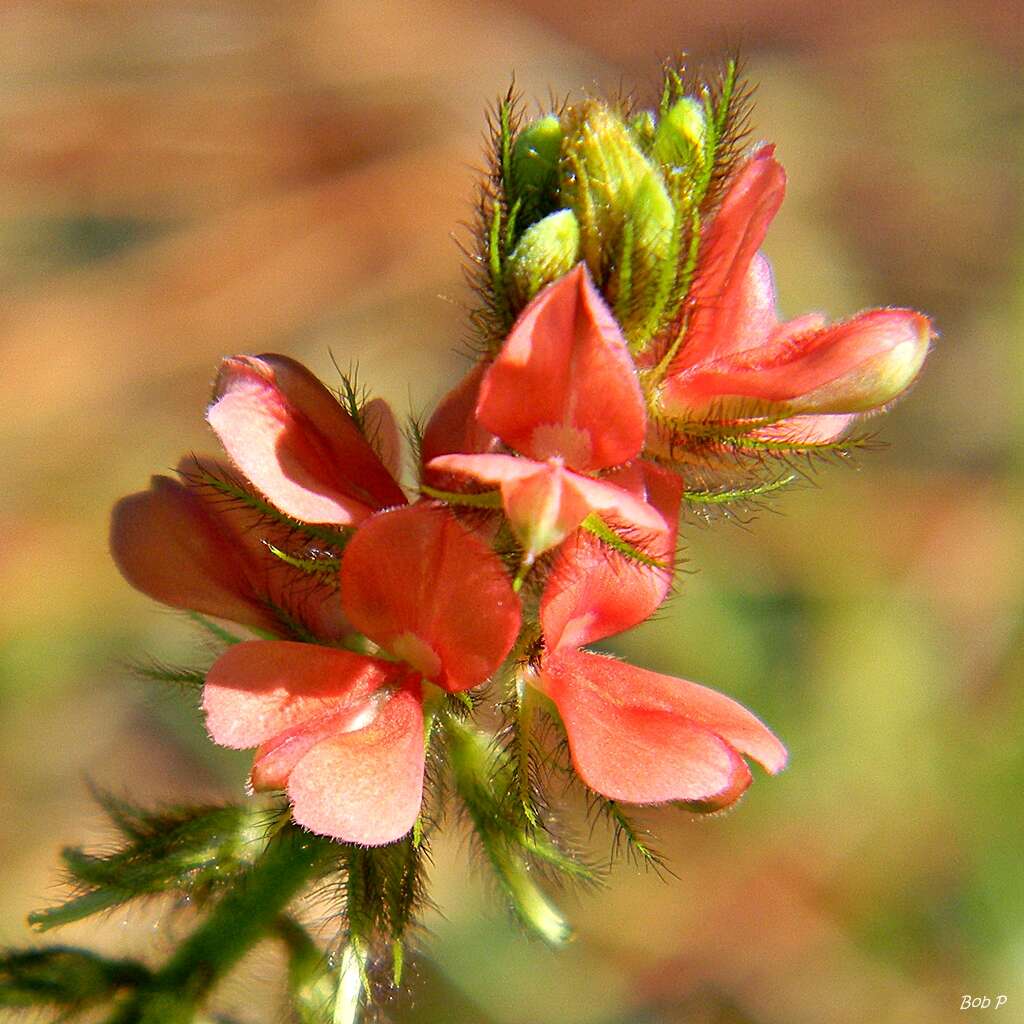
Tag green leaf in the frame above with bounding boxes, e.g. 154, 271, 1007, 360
29, 804, 272, 931
682, 473, 798, 505
0, 946, 150, 1010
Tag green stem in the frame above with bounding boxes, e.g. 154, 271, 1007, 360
109, 825, 332, 1023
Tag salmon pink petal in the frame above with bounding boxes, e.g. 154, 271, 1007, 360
204, 640, 397, 749
361, 397, 403, 481
749, 413, 858, 446
429, 453, 667, 562
568, 471, 669, 534
670, 146, 786, 372
110, 475, 280, 634
175, 455, 351, 642
476, 263, 646, 472
540, 650, 755, 805
341, 505, 520, 692
421, 362, 498, 486
542, 464, 682, 649
662, 308, 934, 420
287, 680, 425, 845
207, 353, 406, 524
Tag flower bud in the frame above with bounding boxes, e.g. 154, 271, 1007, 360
628, 110, 657, 152
653, 97, 706, 172
560, 102, 675, 339
508, 209, 580, 303
510, 115, 562, 222
661, 308, 935, 423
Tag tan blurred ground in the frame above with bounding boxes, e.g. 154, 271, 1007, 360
1, 3, 1022, 1023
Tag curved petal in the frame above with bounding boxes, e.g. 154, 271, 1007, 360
207, 353, 406, 524
287, 679, 425, 845
429, 453, 666, 563
341, 504, 520, 691
110, 474, 280, 634
541, 463, 681, 649
175, 455, 351, 642
749, 413, 858, 446
361, 397, 403, 481
476, 263, 646, 472
568, 471, 669, 534
540, 650, 756, 805
203, 640, 397, 749
662, 308, 934, 420
670, 146, 786, 372
420, 362, 498, 486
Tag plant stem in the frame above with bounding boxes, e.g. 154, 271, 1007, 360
108, 824, 332, 1024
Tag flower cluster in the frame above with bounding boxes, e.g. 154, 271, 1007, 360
97, 60, 935, 1013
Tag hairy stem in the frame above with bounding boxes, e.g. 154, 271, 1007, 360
107, 824, 331, 1024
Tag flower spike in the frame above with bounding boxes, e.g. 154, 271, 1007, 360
68, 61, 934, 1023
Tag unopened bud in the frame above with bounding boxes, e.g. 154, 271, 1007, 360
510, 115, 562, 221
654, 97, 706, 171
508, 209, 580, 302
628, 110, 657, 153
629, 173, 675, 271
560, 102, 675, 339
562, 104, 663, 268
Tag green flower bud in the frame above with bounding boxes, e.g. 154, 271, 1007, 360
510, 115, 562, 223
508, 209, 580, 303
560, 102, 676, 340
628, 110, 657, 154
653, 96, 707, 171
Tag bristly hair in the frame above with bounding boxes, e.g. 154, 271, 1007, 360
697, 53, 755, 219
326, 351, 371, 433
463, 81, 526, 358
585, 794, 675, 879
177, 456, 353, 553
27, 797, 281, 933
129, 658, 206, 691
403, 412, 426, 479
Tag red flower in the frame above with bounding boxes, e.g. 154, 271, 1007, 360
208, 353, 407, 524
428, 264, 663, 561
204, 504, 521, 844
540, 462, 682, 650
655, 146, 935, 435
420, 361, 499, 488
533, 472, 787, 808
110, 455, 346, 640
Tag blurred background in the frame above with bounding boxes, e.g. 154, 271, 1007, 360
1, 2, 1022, 1022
